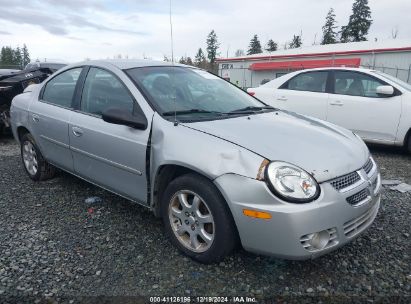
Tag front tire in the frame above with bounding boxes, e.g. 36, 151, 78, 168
161, 173, 238, 263
20, 133, 55, 181
407, 133, 411, 154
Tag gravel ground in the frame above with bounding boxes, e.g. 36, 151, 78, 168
0, 133, 410, 303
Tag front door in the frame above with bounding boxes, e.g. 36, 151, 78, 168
29, 67, 83, 171
69, 67, 151, 203
275, 70, 329, 120
327, 70, 402, 143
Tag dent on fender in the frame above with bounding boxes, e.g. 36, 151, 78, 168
149, 113, 264, 181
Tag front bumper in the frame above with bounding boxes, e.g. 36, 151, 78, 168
214, 165, 381, 260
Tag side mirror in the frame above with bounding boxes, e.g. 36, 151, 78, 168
376, 85, 394, 96
102, 107, 148, 130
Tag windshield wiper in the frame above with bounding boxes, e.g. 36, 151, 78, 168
162, 106, 275, 117
228, 106, 275, 113
162, 109, 224, 116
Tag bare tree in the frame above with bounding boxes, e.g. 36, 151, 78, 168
391, 27, 399, 39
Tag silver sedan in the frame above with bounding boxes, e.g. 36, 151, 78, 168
10, 60, 381, 263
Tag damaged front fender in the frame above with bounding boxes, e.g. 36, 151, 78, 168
149, 113, 265, 203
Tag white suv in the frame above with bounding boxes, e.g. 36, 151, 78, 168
248, 67, 411, 153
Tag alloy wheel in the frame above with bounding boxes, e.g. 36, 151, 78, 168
168, 190, 215, 253
22, 141, 38, 176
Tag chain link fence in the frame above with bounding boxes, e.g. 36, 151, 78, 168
361, 64, 411, 83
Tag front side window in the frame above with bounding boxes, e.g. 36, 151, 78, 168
81, 68, 134, 116
42, 68, 82, 108
283, 71, 328, 93
334, 71, 386, 97
126, 67, 268, 121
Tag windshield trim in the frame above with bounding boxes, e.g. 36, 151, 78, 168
123, 66, 271, 123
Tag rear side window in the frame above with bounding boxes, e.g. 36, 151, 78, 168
334, 71, 386, 97
80, 67, 134, 116
282, 71, 328, 93
42, 68, 82, 108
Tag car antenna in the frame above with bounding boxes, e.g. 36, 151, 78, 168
169, 0, 178, 126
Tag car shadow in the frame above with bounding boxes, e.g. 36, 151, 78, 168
367, 143, 408, 155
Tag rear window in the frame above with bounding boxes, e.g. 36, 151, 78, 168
42, 68, 82, 108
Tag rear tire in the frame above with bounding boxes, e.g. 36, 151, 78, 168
407, 133, 411, 154
161, 173, 238, 263
20, 133, 55, 181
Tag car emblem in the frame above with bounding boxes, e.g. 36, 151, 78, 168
25, 73, 33, 78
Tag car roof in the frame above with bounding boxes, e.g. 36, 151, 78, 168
72, 59, 189, 70
291, 67, 376, 73
253, 66, 380, 89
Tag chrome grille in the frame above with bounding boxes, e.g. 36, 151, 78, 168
343, 202, 379, 237
363, 158, 373, 175
346, 188, 370, 206
330, 171, 361, 191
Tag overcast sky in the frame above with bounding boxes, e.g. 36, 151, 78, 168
0, 0, 410, 63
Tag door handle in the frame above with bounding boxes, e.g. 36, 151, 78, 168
277, 96, 288, 101
330, 101, 344, 106
32, 114, 40, 122
72, 126, 83, 137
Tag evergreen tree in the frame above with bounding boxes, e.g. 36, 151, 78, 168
179, 56, 186, 64
234, 49, 245, 57
340, 0, 372, 42
22, 44, 30, 67
0, 46, 14, 65
13, 46, 23, 67
206, 30, 219, 64
321, 8, 338, 45
247, 35, 262, 55
206, 30, 219, 74
289, 35, 302, 49
194, 48, 207, 69
0, 47, 6, 65
185, 57, 194, 66
265, 39, 278, 52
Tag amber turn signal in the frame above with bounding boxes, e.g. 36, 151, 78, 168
243, 209, 272, 220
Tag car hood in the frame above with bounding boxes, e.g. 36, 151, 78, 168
182, 111, 369, 182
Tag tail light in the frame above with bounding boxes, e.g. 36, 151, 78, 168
248, 91, 255, 96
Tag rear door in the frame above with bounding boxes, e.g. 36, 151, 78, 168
29, 67, 83, 171
274, 70, 330, 120
69, 67, 151, 203
327, 70, 402, 142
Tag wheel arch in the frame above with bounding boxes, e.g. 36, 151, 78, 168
151, 164, 214, 217
404, 127, 411, 151
17, 126, 31, 142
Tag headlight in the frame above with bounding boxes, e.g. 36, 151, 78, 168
265, 161, 320, 203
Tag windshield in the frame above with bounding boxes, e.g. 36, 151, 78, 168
372, 70, 411, 91
126, 66, 270, 121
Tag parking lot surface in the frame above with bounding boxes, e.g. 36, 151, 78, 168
0, 134, 410, 303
